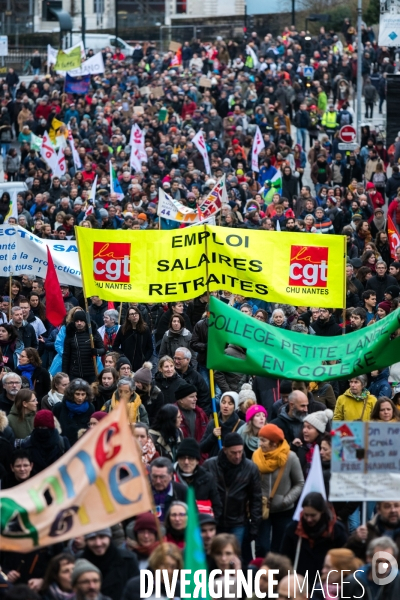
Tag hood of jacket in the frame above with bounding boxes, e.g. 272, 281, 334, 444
371, 368, 390, 382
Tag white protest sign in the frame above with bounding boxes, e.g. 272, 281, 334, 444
68, 51, 105, 76
0, 225, 81, 286
192, 130, 211, 175
251, 125, 265, 172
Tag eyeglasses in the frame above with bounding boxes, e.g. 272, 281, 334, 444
5, 381, 20, 385
170, 513, 187, 518
129, 313, 139, 317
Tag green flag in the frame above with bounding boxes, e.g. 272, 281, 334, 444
207, 296, 400, 382
54, 47, 82, 71
184, 487, 209, 599
30, 133, 43, 152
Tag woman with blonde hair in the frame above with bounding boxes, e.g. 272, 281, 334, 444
49, 306, 103, 377
321, 548, 362, 600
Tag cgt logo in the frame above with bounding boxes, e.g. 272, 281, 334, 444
93, 242, 131, 282
289, 245, 328, 287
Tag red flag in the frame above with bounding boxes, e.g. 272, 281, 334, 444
388, 214, 400, 260
44, 247, 67, 327
107, 301, 115, 309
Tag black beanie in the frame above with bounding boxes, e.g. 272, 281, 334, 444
224, 432, 244, 448
116, 356, 132, 370
73, 310, 87, 323
176, 438, 201, 460
175, 383, 197, 401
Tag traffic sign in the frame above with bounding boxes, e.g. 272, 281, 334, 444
303, 66, 314, 79
0, 37, 8, 57
339, 125, 357, 143
338, 143, 358, 151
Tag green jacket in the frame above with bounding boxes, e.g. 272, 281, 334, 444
317, 91, 328, 113
8, 404, 35, 440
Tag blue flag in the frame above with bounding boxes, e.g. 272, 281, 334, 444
65, 74, 91, 94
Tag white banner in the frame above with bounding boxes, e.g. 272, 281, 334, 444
130, 124, 147, 163
68, 129, 82, 170
1, 225, 81, 286
379, 12, 400, 47
158, 176, 225, 223
251, 125, 265, 172
40, 131, 58, 174
68, 51, 105, 76
192, 130, 211, 175
47, 44, 58, 66
157, 189, 196, 221
54, 147, 67, 178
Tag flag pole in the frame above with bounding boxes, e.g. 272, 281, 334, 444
204, 222, 222, 450
74, 226, 98, 376
342, 236, 347, 335
118, 302, 123, 325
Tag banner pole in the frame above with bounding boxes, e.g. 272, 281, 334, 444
8, 275, 11, 320
342, 236, 347, 335
118, 302, 123, 325
75, 226, 98, 376
204, 223, 222, 449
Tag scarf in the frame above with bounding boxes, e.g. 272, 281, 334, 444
47, 389, 63, 407
97, 383, 117, 403
48, 582, 74, 600
110, 391, 142, 423
126, 537, 159, 557
19, 363, 35, 389
252, 439, 290, 474
373, 214, 386, 232
346, 388, 369, 402
142, 437, 158, 464
238, 424, 260, 453
30, 429, 64, 472
104, 324, 119, 350
218, 448, 244, 487
296, 510, 336, 548
65, 399, 90, 417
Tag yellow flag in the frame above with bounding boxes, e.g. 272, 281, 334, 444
75, 225, 347, 307
49, 116, 67, 144
54, 47, 82, 71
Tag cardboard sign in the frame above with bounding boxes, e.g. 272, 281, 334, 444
199, 76, 212, 88
169, 41, 182, 52
133, 106, 145, 115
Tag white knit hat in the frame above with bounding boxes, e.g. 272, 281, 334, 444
303, 409, 333, 434
238, 383, 257, 406
220, 391, 240, 410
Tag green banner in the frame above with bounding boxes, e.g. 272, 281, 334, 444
54, 47, 82, 71
206, 296, 400, 381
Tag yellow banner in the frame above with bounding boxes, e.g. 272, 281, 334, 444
76, 225, 346, 307
54, 47, 82, 71
0, 400, 152, 551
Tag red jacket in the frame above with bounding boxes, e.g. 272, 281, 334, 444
181, 101, 197, 120
174, 403, 208, 443
388, 199, 400, 225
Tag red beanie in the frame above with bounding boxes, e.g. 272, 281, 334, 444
134, 512, 158, 534
91, 411, 108, 422
34, 409, 55, 429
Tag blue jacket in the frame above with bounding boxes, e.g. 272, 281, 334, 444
258, 165, 277, 186
369, 368, 392, 398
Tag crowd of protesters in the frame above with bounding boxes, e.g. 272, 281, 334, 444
1, 15, 400, 600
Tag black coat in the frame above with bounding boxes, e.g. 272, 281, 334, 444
312, 315, 342, 337
52, 397, 95, 445
189, 317, 208, 365
175, 464, 223, 522
136, 383, 164, 426
16, 365, 50, 403
62, 322, 105, 383
14, 322, 37, 349
88, 301, 109, 327
81, 543, 139, 600
253, 376, 279, 415
112, 326, 153, 372
177, 365, 211, 414
203, 451, 262, 537
280, 518, 348, 583
281, 173, 299, 206
154, 371, 184, 405
21, 427, 70, 475
200, 411, 244, 458
365, 273, 399, 303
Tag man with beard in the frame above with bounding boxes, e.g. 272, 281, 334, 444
312, 307, 342, 337
271, 391, 308, 444
62, 311, 105, 384
311, 153, 332, 195
346, 502, 400, 561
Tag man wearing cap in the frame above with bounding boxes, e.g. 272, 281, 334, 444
334, 375, 377, 421
72, 558, 111, 600
173, 347, 211, 415
174, 438, 222, 520
62, 310, 105, 383
80, 529, 138, 600
60, 283, 79, 307
199, 514, 217, 567
203, 432, 262, 545
174, 383, 208, 444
